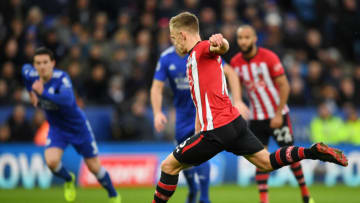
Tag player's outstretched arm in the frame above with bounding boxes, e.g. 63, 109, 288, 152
150, 79, 168, 132
41, 84, 74, 106
209, 34, 229, 55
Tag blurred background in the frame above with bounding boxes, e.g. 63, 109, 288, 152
0, 0, 359, 200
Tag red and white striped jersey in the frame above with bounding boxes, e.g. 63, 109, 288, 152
230, 47, 289, 120
187, 41, 239, 132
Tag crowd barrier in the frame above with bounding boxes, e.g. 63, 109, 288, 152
0, 141, 359, 189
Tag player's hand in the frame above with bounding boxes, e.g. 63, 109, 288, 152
32, 80, 44, 95
234, 101, 250, 120
270, 113, 283, 129
209, 34, 224, 47
154, 112, 168, 133
30, 91, 38, 107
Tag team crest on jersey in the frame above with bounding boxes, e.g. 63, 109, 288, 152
62, 77, 71, 88
169, 64, 176, 71
48, 87, 55, 94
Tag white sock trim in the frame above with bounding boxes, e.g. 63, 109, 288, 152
54, 162, 62, 172
96, 167, 107, 179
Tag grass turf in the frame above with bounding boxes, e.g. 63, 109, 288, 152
0, 184, 358, 203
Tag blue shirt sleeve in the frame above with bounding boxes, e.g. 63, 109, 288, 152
153, 56, 168, 82
21, 64, 35, 91
41, 74, 75, 106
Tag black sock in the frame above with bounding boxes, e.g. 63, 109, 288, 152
153, 171, 179, 203
270, 146, 312, 170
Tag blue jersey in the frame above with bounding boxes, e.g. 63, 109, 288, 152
154, 47, 196, 143
22, 64, 89, 135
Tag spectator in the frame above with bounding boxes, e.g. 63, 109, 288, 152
306, 60, 325, 104
112, 89, 153, 140
343, 104, 360, 145
288, 76, 307, 106
84, 63, 110, 104
0, 80, 9, 105
6, 104, 34, 142
338, 77, 356, 107
0, 124, 11, 142
310, 102, 346, 144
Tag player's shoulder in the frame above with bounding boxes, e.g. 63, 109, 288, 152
160, 46, 176, 58
22, 64, 38, 77
52, 69, 67, 78
53, 69, 72, 87
258, 47, 278, 59
230, 52, 244, 64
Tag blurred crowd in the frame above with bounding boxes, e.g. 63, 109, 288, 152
0, 0, 360, 143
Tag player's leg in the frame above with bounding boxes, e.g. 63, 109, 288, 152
230, 117, 348, 171
73, 122, 120, 203
45, 147, 72, 181
84, 156, 120, 203
45, 146, 76, 202
195, 161, 210, 203
245, 142, 348, 172
153, 133, 223, 203
154, 153, 189, 203
274, 114, 313, 203
177, 136, 198, 203
182, 167, 198, 203
249, 120, 271, 203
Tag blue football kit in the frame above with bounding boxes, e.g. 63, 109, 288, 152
153, 46, 195, 143
22, 64, 97, 158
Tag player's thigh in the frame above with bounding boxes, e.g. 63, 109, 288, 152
249, 119, 271, 146
84, 156, 101, 174
226, 116, 264, 155
73, 131, 99, 159
244, 148, 272, 172
271, 114, 295, 147
44, 147, 64, 168
46, 128, 68, 153
161, 153, 191, 175
173, 132, 223, 166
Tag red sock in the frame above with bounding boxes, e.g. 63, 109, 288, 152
290, 162, 310, 203
255, 168, 270, 203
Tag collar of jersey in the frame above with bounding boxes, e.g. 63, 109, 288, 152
188, 41, 201, 54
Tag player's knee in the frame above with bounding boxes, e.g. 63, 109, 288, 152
256, 161, 273, 172
160, 159, 177, 174
46, 159, 61, 171
87, 163, 101, 174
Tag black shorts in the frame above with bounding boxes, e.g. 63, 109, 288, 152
249, 113, 294, 147
173, 116, 264, 166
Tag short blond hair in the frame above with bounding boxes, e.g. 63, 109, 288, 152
169, 12, 199, 33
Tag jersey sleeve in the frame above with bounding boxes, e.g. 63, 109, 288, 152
41, 73, 75, 106
21, 64, 35, 91
267, 51, 285, 78
153, 56, 168, 82
199, 40, 216, 58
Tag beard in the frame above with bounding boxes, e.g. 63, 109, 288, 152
240, 44, 254, 54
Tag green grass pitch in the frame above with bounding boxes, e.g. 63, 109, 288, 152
0, 184, 358, 203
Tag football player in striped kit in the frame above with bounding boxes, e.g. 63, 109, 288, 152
151, 12, 348, 203
230, 25, 314, 203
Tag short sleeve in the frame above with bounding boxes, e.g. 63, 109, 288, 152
21, 64, 35, 91
153, 56, 168, 82
198, 40, 216, 58
267, 51, 285, 78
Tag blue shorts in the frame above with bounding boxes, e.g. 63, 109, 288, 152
175, 128, 194, 145
46, 120, 98, 158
